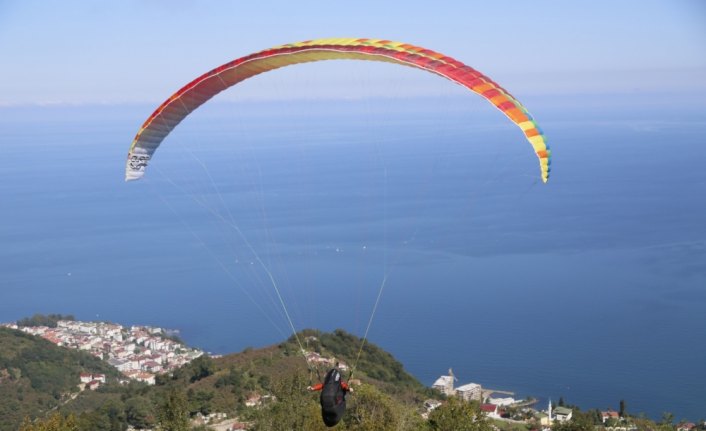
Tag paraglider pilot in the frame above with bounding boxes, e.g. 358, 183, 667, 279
308, 368, 350, 427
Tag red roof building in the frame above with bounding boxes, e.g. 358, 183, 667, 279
481, 403, 499, 417
601, 410, 620, 423
677, 423, 696, 431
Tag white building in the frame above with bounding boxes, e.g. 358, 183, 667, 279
602, 410, 620, 423
554, 406, 573, 422
108, 358, 132, 372
135, 372, 155, 385
80, 373, 93, 383
481, 404, 500, 418
142, 360, 162, 373
246, 394, 262, 407
147, 338, 165, 351
78, 323, 96, 334
57, 321, 75, 330
102, 324, 123, 340
488, 396, 516, 406
432, 374, 455, 396
455, 383, 482, 401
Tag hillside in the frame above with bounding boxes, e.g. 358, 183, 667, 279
10, 327, 438, 430
0, 327, 121, 431
179, 328, 436, 414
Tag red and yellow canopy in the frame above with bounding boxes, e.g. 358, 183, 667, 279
126, 38, 551, 182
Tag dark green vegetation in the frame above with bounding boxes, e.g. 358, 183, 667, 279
0, 327, 119, 431
287, 329, 433, 402
16, 314, 75, 328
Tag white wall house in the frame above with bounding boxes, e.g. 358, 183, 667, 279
80, 373, 93, 383
432, 375, 455, 396
455, 383, 482, 401
554, 406, 573, 422
108, 358, 132, 372
481, 404, 500, 419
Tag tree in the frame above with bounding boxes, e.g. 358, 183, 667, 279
606, 418, 621, 427
661, 412, 675, 426
634, 417, 661, 431
125, 396, 155, 429
620, 399, 626, 417
427, 397, 491, 431
75, 411, 113, 431
215, 365, 243, 390
17, 314, 75, 328
19, 414, 78, 431
586, 409, 603, 425
187, 389, 214, 416
344, 384, 403, 431
99, 399, 126, 431
157, 388, 190, 431
656, 412, 677, 431
553, 420, 593, 431
559, 397, 565, 407
258, 374, 270, 390
249, 372, 326, 431
189, 356, 215, 383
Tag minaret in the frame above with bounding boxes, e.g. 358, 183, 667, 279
448, 368, 455, 394
548, 399, 553, 421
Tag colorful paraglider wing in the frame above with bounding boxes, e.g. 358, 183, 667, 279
126, 38, 550, 182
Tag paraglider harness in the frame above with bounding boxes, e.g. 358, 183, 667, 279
309, 368, 350, 427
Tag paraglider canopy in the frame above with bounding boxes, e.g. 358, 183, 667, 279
126, 38, 551, 183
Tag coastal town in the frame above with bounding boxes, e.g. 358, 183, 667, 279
1, 319, 203, 386
2, 319, 702, 431
427, 369, 702, 431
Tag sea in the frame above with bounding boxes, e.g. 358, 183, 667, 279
1, 94, 705, 421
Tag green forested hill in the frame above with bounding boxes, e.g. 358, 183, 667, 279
284, 329, 432, 402
4, 325, 687, 431
6, 327, 439, 430
0, 327, 120, 431
144, 328, 435, 417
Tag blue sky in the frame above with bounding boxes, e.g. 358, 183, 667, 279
1, 0, 705, 105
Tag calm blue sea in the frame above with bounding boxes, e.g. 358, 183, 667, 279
1, 96, 704, 420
